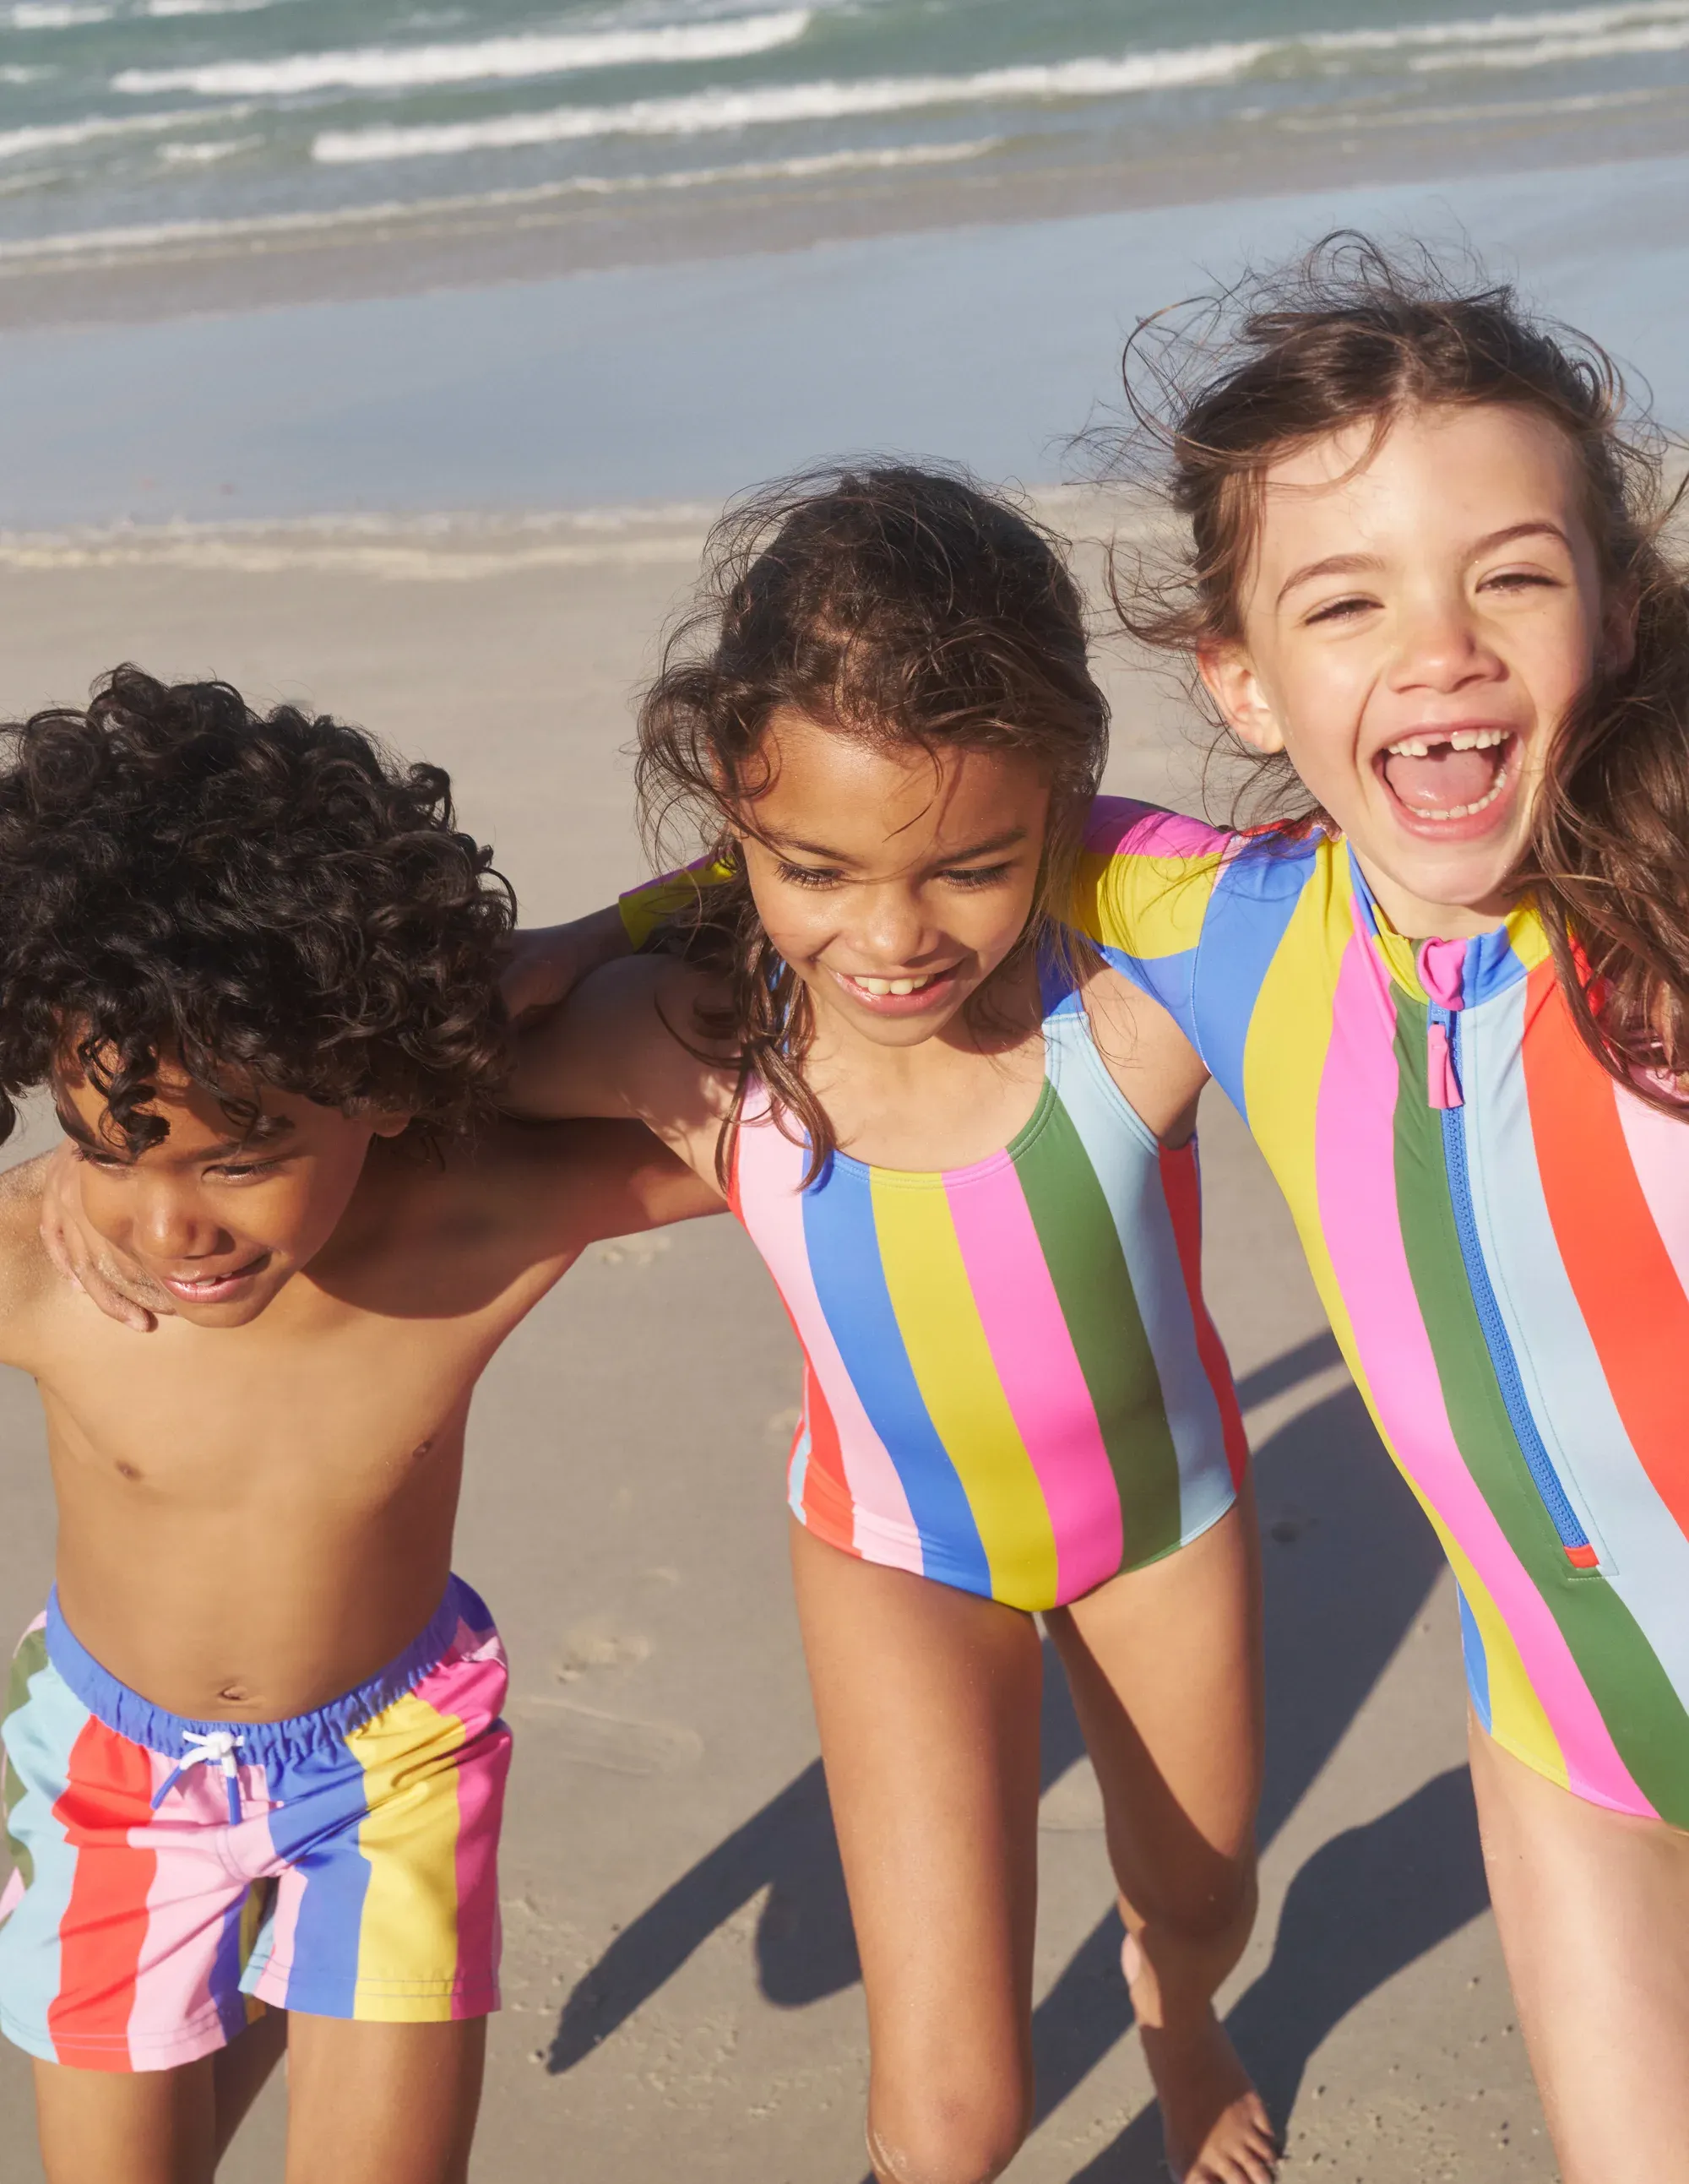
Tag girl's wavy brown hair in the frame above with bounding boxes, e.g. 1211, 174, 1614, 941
1104, 231, 1689, 1112
635, 463, 1110, 1181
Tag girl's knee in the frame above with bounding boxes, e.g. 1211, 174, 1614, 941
1131, 1850, 1257, 1951
866, 2077, 1032, 2184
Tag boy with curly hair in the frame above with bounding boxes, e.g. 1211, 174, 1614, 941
0, 668, 718, 2184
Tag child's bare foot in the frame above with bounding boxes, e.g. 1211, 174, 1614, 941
1138, 2011, 1279, 2184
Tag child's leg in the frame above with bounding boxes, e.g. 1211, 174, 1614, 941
1468, 1714, 1689, 2183
283, 2015, 486, 2184
33, 2056, 218, 2184
790, 1518, 1044, 2184
213, 2004, 288, 2155
1045, 1486, 1276, 2184
30, 2009, 285, 2183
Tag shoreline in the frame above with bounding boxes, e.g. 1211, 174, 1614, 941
0, 84, 1684, 333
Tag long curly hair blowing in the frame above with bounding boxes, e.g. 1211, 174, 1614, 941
636, 464, 1110, 1182
0, 666, 515, 1153
1104, 231, 1689, 1112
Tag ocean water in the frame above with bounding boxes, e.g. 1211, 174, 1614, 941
0, 0, 1687, 253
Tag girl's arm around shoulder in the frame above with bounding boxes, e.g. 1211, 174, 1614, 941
448, 1116, 725, 1279
503, 953, 737, 1180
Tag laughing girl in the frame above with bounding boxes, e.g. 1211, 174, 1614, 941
1073, 236, 1689, 2180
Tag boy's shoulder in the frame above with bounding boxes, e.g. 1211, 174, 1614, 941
0, 1155, 66, 1348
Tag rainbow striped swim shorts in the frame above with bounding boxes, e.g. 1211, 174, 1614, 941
0, 1575, 510, 2073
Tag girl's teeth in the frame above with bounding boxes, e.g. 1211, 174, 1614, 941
1385, 726, 1509, 758
1417, 764, 1511, 823
853, 975, 933, 996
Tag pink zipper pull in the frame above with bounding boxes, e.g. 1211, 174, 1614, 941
1420, 940, 1467, 1111
1427, 1019, 1462, 1110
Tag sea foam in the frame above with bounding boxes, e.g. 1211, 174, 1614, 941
115, 12, 813, 98
307, 3, 1689, 166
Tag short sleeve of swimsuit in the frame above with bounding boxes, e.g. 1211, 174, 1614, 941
1070, 797, 1339, 1123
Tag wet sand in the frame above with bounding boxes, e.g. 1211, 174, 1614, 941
0, 523, 1554, 2178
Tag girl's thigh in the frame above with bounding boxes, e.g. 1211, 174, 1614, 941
1045, 1485, 1264, 1924
789, 1518, 1045, 2160
282, 2014, 486, 2184
1468, 1715, 1689, 2184
33, 2053, 218, 2184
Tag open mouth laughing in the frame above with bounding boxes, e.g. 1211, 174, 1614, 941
1377, 725, 1519, 836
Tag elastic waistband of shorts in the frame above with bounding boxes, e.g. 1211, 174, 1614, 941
43, 1574, 494, 1765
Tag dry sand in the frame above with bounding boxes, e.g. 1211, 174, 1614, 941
0, 520, 1555, 2180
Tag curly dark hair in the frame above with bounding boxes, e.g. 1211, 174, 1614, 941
0, 666, 515, 1154
637, 463, 1110, 1182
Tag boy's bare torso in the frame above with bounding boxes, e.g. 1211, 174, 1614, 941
0, 1119, 715, 1724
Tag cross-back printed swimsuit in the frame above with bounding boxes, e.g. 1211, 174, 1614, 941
1073, 798, 1689, 1825
724, 952, 1249, 1612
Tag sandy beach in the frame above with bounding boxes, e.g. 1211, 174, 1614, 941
0, 512, 1554, 2180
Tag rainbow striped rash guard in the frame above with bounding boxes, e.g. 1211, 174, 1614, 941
728, 958, 1248, 1611
1075, 797, 1689, 1825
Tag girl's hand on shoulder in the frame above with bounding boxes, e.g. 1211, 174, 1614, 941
38, 1142, 167, 1334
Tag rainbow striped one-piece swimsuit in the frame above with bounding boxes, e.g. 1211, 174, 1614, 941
730, 955, 1248, 1611
1075, 797, 1689, 1826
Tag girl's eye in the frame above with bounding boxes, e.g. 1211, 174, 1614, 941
1304, 595, 1377, 626
774, 861, 843, 889
939, 861, 1015, 889
1480, 569, 1556, 593
210, 1160, 284, 1182
71, 1144, 122, 1171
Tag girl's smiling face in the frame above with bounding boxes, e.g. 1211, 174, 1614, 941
1200, 401, 1634, 937
735, 708, 1051, 1050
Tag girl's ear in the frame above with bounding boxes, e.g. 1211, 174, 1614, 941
1198, 644, 1287, 755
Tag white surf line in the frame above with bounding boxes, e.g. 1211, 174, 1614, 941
8, 3, 111, 24
308, 4, 1689, 164
114, 11, 812, 98
0, 504, 720, 572
0, 103, 253, 161
1276, 82, 1681, 128
0, 489, 1139, 583
1413, 20, 1689, 65
145, 0, 287, 14
312, 52, 1274, 161
0, 139, 998, 270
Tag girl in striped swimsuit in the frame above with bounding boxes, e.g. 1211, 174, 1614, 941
509, 468, 1279, 2184
1067, 240, 1689, 2181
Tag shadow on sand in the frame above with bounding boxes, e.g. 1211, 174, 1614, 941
549, 1333, 1491, 2173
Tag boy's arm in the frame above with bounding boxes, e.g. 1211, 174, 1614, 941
499, 856, 736, 1021
501, 904, 633, 1024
